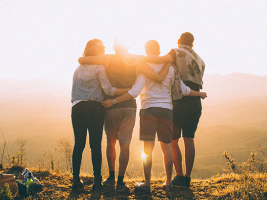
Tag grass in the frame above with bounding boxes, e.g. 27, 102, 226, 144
1, 165, 267, 199
1, 140, 267, 199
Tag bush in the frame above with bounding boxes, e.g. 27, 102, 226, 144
223, 147, 267, 174
0, 183, 14, 200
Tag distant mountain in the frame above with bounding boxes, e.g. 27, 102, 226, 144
203, 73, 267, 102
0, 73, 267, 179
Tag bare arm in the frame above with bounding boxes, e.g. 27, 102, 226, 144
180, 79, 207, 99
102, 92, 133, 108
114, 88, 130, 95
188, 90, 207, 99
137, 62, 171, 82
78, 54, 111, 68
139, 54, 173, 64
102, 74, 146, 108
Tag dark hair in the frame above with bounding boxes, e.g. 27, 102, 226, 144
179, 32, 194, 47
83, 39, 103, 56
145, 40, 160, 55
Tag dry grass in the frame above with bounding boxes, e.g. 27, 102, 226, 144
1, 144, 267, 199
1, 165, 267, 199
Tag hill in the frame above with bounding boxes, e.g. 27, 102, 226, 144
2, 167, 267, 199
0, 73, 267, 179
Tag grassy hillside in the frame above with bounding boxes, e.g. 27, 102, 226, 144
1, 73, 267, 179
1, 97, 266, 179
1, 166, 267, 199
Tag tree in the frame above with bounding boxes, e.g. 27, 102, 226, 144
16, 138, 27, 166
57, 138, 72, 172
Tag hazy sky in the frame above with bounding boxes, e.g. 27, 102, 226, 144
1, 1, 267, 84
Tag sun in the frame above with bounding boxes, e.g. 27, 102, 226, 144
141, 151, 148, 161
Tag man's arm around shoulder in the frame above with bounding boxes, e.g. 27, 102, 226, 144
139, 54, 173, 64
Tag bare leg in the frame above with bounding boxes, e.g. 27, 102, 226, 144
160, 142, 173, 185
171, 139, 184, 176
143, 141, 154, 186
106, 138, 117, 172
183, 137, 195, 177
118, 142, 130, 176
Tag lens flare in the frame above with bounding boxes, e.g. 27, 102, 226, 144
141, 151, 147, 161
123, 54, 138, 66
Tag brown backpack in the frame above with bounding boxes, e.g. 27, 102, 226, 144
0, 173, 20, 197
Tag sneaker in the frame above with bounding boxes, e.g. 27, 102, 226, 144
72, 179, 84, 190
102, 178, 116, 187
116, 182, 129, 193
92, 182, 103, 191
135, 182, 151, 193
163, 182, 173, 191
172, 175, 186, 188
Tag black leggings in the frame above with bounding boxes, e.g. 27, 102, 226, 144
71, 101, 105, 178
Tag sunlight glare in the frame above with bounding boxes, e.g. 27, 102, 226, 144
141, 151, 148, 161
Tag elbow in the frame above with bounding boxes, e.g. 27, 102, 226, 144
185, 89, 192, 96
78, 57, 84, 65
127, 91, 136, 99
104, 88, 113, 96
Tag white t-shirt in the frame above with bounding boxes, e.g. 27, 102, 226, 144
128, 63, 191, 110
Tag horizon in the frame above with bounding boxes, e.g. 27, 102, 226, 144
1, 67, 267, 180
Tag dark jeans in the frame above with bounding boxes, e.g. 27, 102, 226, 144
71, 101, 105, 179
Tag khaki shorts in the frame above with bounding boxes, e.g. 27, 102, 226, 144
104, 107, 136, 143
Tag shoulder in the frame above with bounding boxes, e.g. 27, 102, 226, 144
174, 48, 187, 57
169, 48, 176, 54
166, 49, 175, 63
100, 54, 112, 62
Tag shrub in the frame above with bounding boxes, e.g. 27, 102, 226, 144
223, 147, 267, 174
0, 183, 14, 200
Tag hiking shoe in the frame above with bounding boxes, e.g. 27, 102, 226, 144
185, 176, 191, 188
102, 178, 116, 187
135, 182, 151, 193
163, 182, 173, 191
116, 182, 129, 193
172, 175, 186, 188
92, 182, 103, 191
72, 180, 84, 190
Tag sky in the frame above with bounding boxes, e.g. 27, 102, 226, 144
1, 0, 267, 85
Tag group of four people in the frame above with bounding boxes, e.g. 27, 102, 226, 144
71, 32, 207, 193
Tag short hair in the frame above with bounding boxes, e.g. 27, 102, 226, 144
83, 39, 103, 56
87, 39, 102, 47
179, 32, 194, 47
145, 40, 160, 55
